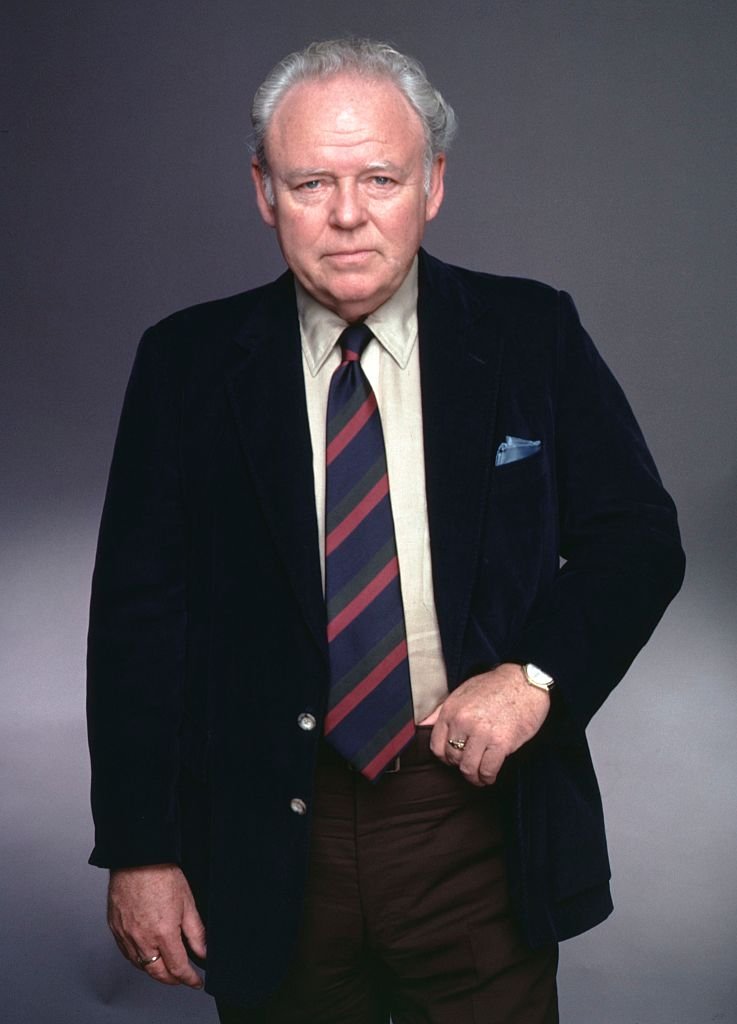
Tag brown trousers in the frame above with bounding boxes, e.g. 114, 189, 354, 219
217, 727, 558, 1024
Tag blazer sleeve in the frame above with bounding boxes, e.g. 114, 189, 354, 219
86, 323, 187, 868
510, 291, 685, 728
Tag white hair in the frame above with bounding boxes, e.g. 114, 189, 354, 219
251, 37, 457, 204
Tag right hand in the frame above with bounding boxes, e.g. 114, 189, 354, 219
107, 863, 206, 988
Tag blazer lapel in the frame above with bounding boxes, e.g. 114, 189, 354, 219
226, 272, 327, 662
418, 251, 506, 685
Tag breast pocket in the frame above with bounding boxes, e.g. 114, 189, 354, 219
481, 445, 557, 597
492, 445, 548, 497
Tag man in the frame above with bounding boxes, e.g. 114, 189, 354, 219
87, 38, 685, 1023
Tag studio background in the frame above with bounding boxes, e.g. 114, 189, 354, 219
3, 2, 735, 1021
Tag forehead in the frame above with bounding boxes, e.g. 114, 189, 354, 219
265, 73, 426, 162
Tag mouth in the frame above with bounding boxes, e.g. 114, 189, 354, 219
323, 250, 375, 265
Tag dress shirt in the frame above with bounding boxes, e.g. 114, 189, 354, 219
297, 259, 449, 724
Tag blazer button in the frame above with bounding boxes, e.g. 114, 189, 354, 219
290, 798, 307, 816
297, 712, 317, 731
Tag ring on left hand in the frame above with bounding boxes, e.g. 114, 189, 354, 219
137, 953, 161, 967
447, 737, 466, 751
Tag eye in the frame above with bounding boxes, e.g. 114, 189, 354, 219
371, 176, 392, 186
298, 180, 322, 191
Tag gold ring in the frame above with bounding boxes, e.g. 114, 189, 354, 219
447, 737, 466, 751
137, 954, 161, 967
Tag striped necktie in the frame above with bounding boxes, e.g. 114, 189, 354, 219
323, 323, 415, 781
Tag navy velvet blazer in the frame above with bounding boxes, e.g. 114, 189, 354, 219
87, 250, 685, 1006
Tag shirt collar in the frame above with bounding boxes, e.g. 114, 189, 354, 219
297, 257, 419, 377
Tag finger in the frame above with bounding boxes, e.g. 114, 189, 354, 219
138, 951, 182, 987
108, 920, 143, 967
455, 735, 488, 787
478, 745, 505, 786
444, 738, 469, 768
121, 927, 198, 987
182, 905, 207, 960
434, 715, 471, 767
108, 911, 167, 976
418, 703, 443, 726
429, 715, 451, 761
112, 932, 135, 965
156, 932, 204, 989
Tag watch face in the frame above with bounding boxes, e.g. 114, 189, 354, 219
525, 664, 554, 689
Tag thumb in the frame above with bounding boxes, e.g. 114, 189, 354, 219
419, 703, 443, 726
182, 905, 207, 959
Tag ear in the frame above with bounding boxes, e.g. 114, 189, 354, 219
251, 157, 277, 228
424, 154, 446, 223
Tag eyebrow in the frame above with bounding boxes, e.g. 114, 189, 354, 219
365, 162, 403, 174
283, 161, 405, 182
284, 168, 331, 180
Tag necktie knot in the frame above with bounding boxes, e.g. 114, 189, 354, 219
339, 323, 374, 363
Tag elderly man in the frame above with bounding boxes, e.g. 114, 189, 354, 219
87, 38, 685, 1023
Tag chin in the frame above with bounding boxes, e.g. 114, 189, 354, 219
335, 297, 384, 321
329, 283, 393, 316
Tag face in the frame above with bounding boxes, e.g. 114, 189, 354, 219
251, 73, 445, 321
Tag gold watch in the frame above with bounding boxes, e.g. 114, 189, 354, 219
522, 663, 555, 692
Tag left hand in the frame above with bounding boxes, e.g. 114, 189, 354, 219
419, 663, 551, 787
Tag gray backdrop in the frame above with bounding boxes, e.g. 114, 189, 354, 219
3, 1, 735, 1021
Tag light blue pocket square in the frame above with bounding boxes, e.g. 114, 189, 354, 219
495, 436, 542, 466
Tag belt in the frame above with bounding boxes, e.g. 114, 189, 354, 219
317, 725, 435, 774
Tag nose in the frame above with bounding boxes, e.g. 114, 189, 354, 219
329, 179, 367, 229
